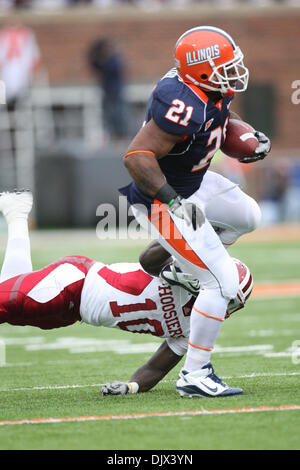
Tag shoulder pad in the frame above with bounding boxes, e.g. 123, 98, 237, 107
150, 73, 207, 135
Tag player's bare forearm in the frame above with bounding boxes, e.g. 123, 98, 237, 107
124, 152, 166, 197
123, 119, 182, 197
139, 240, 172, 276
129, 340, 183, 393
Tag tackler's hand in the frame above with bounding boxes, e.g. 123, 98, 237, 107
101, 381, 129, 396
101, 381, 139, 396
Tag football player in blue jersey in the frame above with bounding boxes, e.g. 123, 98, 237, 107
119, 26, 271, 398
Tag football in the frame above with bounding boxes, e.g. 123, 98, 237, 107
221, 118, 259, 159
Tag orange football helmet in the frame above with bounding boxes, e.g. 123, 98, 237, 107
174, 26, 249, 97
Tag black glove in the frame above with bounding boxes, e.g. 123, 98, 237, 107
239, 131, 271, 164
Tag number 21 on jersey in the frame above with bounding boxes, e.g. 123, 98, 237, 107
165, 99, 193, 127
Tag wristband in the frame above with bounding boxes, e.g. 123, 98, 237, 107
154, 183, 178, 207
127, 382, 139, 394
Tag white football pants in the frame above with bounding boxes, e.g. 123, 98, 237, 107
131, 171, 261, 368
132, 170, 261, 298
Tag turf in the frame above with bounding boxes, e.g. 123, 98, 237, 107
0, 230, 299, 450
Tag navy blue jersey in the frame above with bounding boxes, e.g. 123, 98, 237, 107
120, 68, 233, 210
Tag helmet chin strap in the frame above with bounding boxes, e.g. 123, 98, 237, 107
223, 89, 235, 98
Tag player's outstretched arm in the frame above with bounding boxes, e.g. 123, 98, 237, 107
101, 340, 183, 396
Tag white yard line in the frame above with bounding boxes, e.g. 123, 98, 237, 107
1, 370, 300, 393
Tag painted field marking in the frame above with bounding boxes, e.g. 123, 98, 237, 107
0, 344, 275, 370
0, 340, 5, 366
1, 371, 300, 393
0, 405, 299, 426
252, 281, 300, 298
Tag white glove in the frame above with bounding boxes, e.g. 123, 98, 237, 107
101, 381, 129, 396
239, 131, 271, 164
160, 262, 200, 297
169, 196, 205, 230
101, 381, 139, 396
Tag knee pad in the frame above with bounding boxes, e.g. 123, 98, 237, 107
199, 256, 240, 301
245, 196, 262, 234
218, 256, 240, 301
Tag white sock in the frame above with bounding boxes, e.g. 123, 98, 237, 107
183, 288, 228, 372
0, 217, 33, 282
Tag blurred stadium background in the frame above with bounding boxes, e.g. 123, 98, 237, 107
0, 0, 299, 231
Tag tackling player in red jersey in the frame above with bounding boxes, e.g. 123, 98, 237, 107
119, 26, 270, 397
0, 190, 253, 397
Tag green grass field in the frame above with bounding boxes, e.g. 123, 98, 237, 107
0, 229, 300, 450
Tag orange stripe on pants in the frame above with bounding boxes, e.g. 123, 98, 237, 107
149, 200, 208, 271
